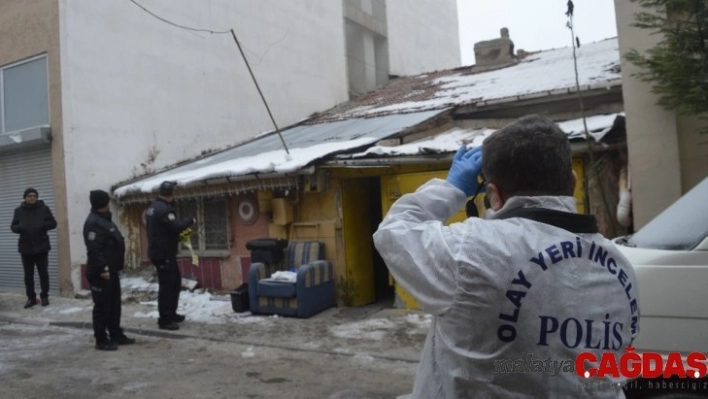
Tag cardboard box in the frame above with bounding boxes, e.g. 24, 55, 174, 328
258, 191, 273, 213
271, 198, 293, 226
268, 223, 288, 239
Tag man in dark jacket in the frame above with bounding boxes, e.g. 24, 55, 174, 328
146, 181, 194, 331
83, 190, 135, 351
10, 188, 57, 308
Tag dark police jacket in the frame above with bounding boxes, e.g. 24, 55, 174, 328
146, 197, 194, 261
83, 211, 125, 284
10, 200, 57, 254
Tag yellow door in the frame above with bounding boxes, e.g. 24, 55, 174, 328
340, 178, 376, 306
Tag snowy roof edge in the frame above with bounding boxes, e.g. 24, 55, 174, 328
112, 110, 447, 197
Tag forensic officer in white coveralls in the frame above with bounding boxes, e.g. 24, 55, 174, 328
373, 115, 640, 398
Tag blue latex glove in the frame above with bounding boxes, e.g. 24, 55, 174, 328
447, 145, 483, 197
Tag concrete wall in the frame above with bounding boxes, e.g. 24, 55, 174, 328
345, 20, 384, 97
343, 0, 389, 97
676, 115, 708, 191
386, 0, 460, 75
613, 0, 683, 228
58, 0, 349, 267
0, 0, 72, 293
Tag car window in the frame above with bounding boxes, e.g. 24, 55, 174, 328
629, 177, 708, 250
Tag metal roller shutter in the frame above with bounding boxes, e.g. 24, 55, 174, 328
0, 145, 59, 294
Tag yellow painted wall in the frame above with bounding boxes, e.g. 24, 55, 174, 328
295, 174, 376, 307
292, 179, 343, 302
380, 157, 587, 309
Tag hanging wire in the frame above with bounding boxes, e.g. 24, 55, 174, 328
229, 29, 290, 156
128, 0, 291, 157
129, 0, 230, 34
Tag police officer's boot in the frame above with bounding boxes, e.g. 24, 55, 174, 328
24, 298, 38, 309
110, 334, 136, 345
95, 339, 118, 351
158, 321, 179, 331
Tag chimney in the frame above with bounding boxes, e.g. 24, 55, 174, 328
473, 28, 516, 67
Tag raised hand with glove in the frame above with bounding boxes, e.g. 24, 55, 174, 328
446, 145, 484, 197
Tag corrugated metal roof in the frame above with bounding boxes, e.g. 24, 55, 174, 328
113, 109, 445, 197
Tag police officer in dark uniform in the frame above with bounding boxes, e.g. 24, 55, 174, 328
83, 189, 135, 351
146, 181, 194, 331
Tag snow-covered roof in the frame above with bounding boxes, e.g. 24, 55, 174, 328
337, 113, 625, 160
113, 110, 444, 197
561, 113, 625, 142
344, 128, 495, 159
113, 39, 622, 198
309, 38, 620, 123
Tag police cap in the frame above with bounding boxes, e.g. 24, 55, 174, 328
159, 181, 178, 196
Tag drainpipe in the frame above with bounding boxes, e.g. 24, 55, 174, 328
616, 166, 633, 227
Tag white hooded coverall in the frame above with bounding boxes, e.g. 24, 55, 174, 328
373, 179, 639, 399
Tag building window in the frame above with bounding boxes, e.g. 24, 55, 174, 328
176, 197, 230, 253
1, 55, 49, 134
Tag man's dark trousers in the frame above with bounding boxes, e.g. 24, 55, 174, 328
154, 257, 181, 325
91, 275, 123, 340
21, 252, 49, 301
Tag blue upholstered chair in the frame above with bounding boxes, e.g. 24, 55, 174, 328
248, 241, 335, 318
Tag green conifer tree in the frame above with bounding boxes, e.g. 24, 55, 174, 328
626, 0, 708, 116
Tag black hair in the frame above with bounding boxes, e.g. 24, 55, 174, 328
482, 114, 574, 198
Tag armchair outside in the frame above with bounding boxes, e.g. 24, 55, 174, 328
248, 241, 335, 318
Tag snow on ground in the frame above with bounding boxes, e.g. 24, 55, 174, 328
120, 275, 290, 327
135, 291, 240, 325
241, 347, 256, 358
56, 307, 85, 315
120, 274, 434, 339
330, 314, 431, 341
330, 318, 398, 340
16, 274, 431, 341
120, 275, 273, 324
122, 276, 159, 292
36, 300, 91, 316
132, 295, 263, 326
354, 354, 376, 363
0, 323, 86, 365
404, 313, 432, 330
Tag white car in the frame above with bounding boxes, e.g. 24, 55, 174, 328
612, 177, 708, 397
